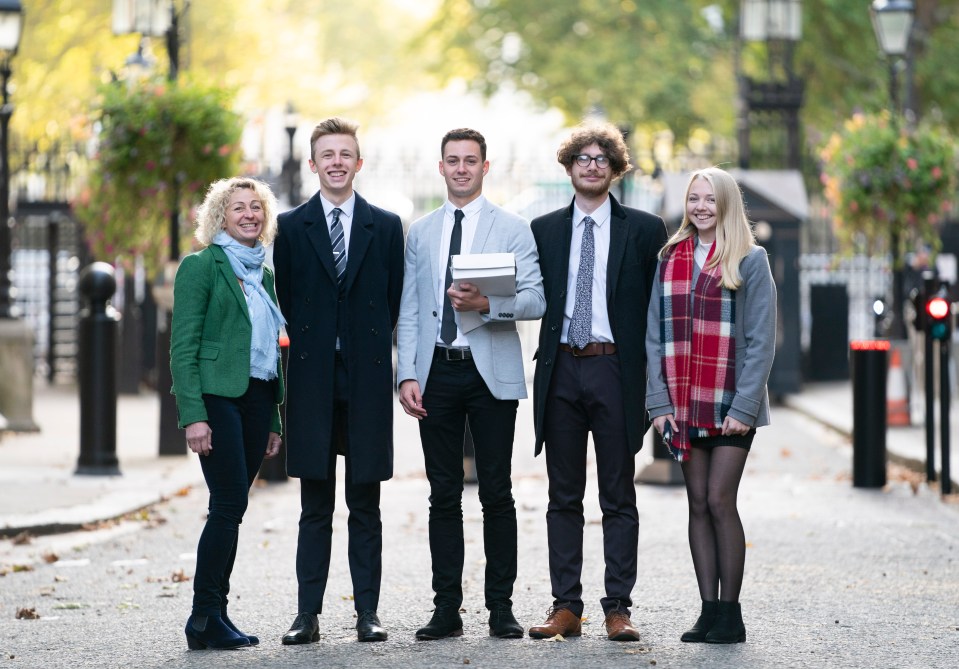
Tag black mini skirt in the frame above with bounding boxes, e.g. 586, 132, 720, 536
690, 428, 756, 452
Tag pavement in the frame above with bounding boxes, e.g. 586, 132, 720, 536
0, 377, 955, 537
1, 378, 958, 668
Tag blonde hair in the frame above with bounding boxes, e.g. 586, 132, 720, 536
659, 167, 755, 290
194, 177, 279, 247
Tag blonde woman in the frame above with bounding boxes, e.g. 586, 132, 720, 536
171, 177, 285, 650
645, 167, 776, 644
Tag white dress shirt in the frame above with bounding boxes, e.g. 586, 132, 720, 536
435, 196, 485, 347
562, 196, 614, 345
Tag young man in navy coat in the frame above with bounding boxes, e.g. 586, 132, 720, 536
528, 122, 667, 642
274, 117, 404, 645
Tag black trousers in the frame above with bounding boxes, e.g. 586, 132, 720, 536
542, 350, 638, 617
193, 379, 275, 616
295, 353, 382, 614
419, 352, 519, 610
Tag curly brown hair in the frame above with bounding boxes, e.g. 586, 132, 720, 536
556, 122, 632, 179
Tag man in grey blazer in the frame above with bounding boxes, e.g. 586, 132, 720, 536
397, 128, 545, 641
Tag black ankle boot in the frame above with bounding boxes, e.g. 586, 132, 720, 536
184, 614, 250, 650
221, 610, 259, 646
680, 600, 719, 642
705, 601, 746, 644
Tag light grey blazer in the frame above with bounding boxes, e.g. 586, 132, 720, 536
645, 245, 777, 427
396, 200, 545, 400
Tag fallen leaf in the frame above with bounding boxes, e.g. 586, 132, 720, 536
53, 575, 67, 583
171, 569, 190, 583
16, 608, 39, 619
12, 565, 33, 573
546, 634, 566, 642
175, 487, 192, 497
11, 531, 33, 546
780, 448, 792, 458
42, 552, 59, 564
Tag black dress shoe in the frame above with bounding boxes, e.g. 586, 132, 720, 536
282, 613, 320, 645
415, 606, 463, 640
356, 610, 388, 642
488, 605, 524, 639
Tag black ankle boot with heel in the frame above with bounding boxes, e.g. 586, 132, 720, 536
705, 601, 746, 644
184, 614, 250, 650
680, 600, 719, 642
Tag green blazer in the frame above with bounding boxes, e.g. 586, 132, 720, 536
170, 244, 285, 433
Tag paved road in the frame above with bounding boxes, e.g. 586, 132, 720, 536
1, 406, 957, 668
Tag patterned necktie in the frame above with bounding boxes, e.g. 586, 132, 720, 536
330, 208, 346, 284
441, 209, 465, 345
567, 216, 595, 349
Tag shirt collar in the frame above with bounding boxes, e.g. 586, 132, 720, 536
572, 196, 611, 229
446, 195, 486, 220
320, 192, 356, 221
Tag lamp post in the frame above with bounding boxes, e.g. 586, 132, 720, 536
0, 0, 22, 319
284, 102, 300, 206
737, 0, 804, 169
870, 0, 915, 340
0, 0, 34, 433
113, 0, 187, 454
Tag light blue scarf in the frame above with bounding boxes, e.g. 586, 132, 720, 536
213, 231, 286, 380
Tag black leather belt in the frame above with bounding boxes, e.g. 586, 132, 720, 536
434, 346, 473, 361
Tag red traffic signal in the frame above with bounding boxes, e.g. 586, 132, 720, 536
926, 296, 950, 320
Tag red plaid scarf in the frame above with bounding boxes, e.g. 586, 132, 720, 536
659, 237, 736, 461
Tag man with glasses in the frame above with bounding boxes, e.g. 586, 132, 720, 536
528, 122, 667, 641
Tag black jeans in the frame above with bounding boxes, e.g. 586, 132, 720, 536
419, 354, 519, 610
192, 379, 275, 616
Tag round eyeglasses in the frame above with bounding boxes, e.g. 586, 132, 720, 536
574, 154, 609, 168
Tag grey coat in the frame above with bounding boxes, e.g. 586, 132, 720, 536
396, 200, 545, 401
645, 244, 777, 428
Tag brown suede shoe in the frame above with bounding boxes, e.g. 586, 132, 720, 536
604, 610, 640, 641
528, 607, 582, 639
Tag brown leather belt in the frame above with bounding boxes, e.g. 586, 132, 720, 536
559, 342, 617, 357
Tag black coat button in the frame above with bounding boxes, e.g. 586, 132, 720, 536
300, 352, 309, 359
371, 328, 378, 335
432, 310, 437, 317
551, 325, 558, 332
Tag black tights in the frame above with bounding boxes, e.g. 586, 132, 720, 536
680, 446, 749, 602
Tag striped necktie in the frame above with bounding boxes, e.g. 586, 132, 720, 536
330, 207, 346, 284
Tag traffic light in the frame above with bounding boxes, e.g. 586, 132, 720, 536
925, 291, 952, 341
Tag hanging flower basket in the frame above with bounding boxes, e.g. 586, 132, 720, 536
73, 80, 243, 277
819, 111, 957, 266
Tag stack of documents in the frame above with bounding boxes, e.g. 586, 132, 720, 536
450, 253, 516, 296
449, 253, 516, 332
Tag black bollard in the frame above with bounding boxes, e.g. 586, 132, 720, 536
75, 262, 121, 476
850, 340, 888, 488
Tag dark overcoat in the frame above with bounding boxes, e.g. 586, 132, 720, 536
530, 194, 667, 456
274, 190, 404, 483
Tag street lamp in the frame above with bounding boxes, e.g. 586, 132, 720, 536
0, 0, 23, 319
113, 0, 186, 454
870, 0, 914, 117
870, 0, 915, 340
737, 0, 804, 169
